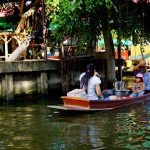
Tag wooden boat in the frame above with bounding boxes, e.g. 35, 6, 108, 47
47, 92, 150, 111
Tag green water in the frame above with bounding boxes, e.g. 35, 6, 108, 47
0, 97, 150, 150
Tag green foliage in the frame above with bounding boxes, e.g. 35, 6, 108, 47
46, 0, 114, 48
45, 0, 149, 55
142, 141, 150, 149
145, 135, 150, 140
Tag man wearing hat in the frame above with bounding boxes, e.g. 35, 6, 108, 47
133, 60, 150, 92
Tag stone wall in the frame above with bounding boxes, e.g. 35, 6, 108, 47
0, 60, 61, 101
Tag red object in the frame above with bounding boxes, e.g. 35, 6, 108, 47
103, 90, 108, 93
49, 93, 150, 111
115, 50, 129, 60
47, 56, 59, 59
47, 93, 150, 111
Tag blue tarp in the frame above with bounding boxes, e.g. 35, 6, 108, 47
98, 39, 133, 46
48, 24, 57, 30
129, 55, 150, 60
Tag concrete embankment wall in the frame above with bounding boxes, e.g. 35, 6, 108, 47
0, 60, 61, 102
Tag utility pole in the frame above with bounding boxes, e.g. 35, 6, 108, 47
42, 0, 47, 60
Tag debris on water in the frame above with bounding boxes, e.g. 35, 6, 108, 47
53, 111, 60, 114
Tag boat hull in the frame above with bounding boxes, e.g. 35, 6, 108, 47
60, 93, 150, 111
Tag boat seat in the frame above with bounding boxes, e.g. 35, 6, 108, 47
145, 90, 150, 94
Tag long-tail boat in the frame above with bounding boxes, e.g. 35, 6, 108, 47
47, 92, 150, 111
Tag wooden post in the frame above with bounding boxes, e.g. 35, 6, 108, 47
1, 76, 6, 101
40, 72, 48, 96
5, 74, 14, 101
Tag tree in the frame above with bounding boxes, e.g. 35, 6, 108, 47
46, 0, 150, 85
1, 0, 44, 61
14, 0, 42, 34
0, 0, 41, 33
46, 0, 117, 86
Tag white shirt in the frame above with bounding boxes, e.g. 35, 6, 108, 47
79, 73, 101, 100
79, 72, 86, 82
88, 76, 101, 100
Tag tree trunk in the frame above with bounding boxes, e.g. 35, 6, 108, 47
6, 7, 36, 61
103, 30, 116, 82
6, 35, 31, 62
101, 6, 116, 84
60, 45, 72, 93
15, 7, 36, 34
20, 0, 25, 15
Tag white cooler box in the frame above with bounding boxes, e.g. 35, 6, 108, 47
67, 89, 87, 98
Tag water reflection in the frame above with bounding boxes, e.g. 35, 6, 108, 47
0, 100, 150, 149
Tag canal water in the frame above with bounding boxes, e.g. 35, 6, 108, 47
0, 96, 150, 150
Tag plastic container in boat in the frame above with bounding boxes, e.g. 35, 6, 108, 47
115, 90, 130, 97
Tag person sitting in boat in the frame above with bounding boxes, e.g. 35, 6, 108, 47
79, 64, 111, 100
129, 73, 145, 98
133, 60, 150, 92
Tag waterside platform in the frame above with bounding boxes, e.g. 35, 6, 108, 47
0, 60, 61, 102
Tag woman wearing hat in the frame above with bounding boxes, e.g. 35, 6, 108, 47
129, 73, 145, 97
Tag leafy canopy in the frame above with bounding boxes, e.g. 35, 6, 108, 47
46, 0, 149, 45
